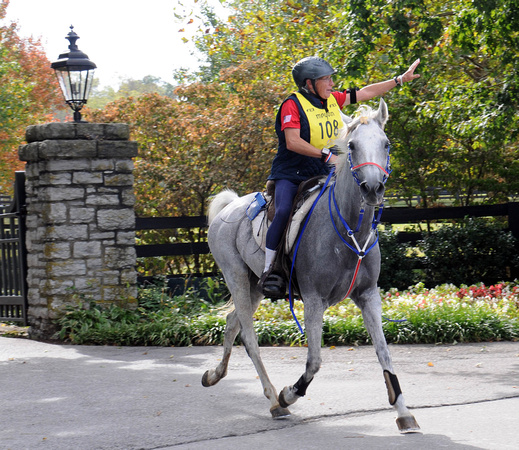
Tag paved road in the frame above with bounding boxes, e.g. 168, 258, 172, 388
1, 337, 518, 449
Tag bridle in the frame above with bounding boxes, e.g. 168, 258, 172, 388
348, 141, 392, 186
331, 140, 392, 299
288, 140, 393, 334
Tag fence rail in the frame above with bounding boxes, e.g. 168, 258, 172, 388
135, 202, 519, 262
383, 202, 519, 242
135, 216, 209, 258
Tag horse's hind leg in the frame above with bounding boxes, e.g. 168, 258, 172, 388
202, 307, 240, 387
357, 287, 420, 433
203, 270, 290, 418
235, 276, 290, 418
201, 282, 263, 388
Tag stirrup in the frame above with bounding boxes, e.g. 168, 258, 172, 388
261, 272, 287, 299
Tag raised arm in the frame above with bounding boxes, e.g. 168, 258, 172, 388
356, 58, 421, 102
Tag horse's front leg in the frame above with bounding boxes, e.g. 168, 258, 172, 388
279, 300, 324, 409
356, 287, 420, 433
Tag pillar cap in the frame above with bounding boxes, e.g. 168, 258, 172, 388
25, 123, 130, 143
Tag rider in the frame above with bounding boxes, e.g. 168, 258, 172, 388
260, 56, 421, 299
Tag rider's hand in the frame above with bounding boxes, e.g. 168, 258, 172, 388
401, 59, 421, 84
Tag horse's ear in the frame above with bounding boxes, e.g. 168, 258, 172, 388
377, 98, 389, 129
341, 111, 353, 125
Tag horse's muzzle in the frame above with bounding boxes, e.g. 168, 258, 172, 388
359, 180, 385, 206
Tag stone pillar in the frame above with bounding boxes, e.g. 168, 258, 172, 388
18, 123, 138, 339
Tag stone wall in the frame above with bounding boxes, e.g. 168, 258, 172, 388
18, 122, 138, 339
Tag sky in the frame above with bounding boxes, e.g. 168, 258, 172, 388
3, 0, 230, 88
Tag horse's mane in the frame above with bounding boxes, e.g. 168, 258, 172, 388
341, 105, 379, 140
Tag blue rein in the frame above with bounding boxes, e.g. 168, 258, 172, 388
287, 142, 399, 335
288, 168, 385, 335
288, 169, 335, 334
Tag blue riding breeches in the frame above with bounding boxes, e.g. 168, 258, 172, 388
265, 179, 300, 251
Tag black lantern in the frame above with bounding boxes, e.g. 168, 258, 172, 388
51, 26, 96, 122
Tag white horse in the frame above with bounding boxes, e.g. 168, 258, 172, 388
202, 98, 420, 433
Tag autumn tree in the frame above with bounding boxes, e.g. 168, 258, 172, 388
89, 60, 282, 216
0, 0, 64, 193
87, 60, 284, 274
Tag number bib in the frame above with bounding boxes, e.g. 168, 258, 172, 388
294, 92, 343, 150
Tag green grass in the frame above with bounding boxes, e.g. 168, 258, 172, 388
54, 281, 519, 346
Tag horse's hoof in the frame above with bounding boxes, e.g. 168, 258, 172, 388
278, 386, 300, 408
396, 415, 421, 433
270, 405, 291, 418
278, 387, 290, 408
201, 370, 216, 387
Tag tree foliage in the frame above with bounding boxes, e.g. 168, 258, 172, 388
0, 0, 64, 193
2, 0, 518, 209
88, 75, 176, 110
87, 59, 284, 217
182, 0, 519, 206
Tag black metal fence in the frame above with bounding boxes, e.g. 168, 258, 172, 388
0, 172, 28, 325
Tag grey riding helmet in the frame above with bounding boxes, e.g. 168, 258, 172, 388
292, 56, 337, 90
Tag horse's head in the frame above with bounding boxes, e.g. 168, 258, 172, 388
338, 98, 391, 206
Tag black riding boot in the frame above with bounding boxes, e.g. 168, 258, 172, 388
259, 270, 287, 299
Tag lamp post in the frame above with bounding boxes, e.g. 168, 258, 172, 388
51, 26, 96, 123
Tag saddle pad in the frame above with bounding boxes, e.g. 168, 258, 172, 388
251, 190, 321, 253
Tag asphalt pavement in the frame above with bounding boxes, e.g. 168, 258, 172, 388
1, 336, 518, 449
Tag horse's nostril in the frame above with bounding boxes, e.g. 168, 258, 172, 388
359, 181, 370, 195
359, 181, 385, 201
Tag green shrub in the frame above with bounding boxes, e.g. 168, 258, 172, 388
322, 316, 370, 345
138, 277, 223, 314
382, 302, 518, 344
378, 229, 422, 290
54, 281, 519, 347
420, 218, 519, 286
55, 301, 141, 344
137, 277, 173, 312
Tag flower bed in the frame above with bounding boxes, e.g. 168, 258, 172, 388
54, 281, 519, 346
251, 282, 519, 346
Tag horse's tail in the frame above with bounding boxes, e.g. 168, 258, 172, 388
207, 189, 239, 225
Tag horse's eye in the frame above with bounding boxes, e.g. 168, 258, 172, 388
349, 142, 355, 151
